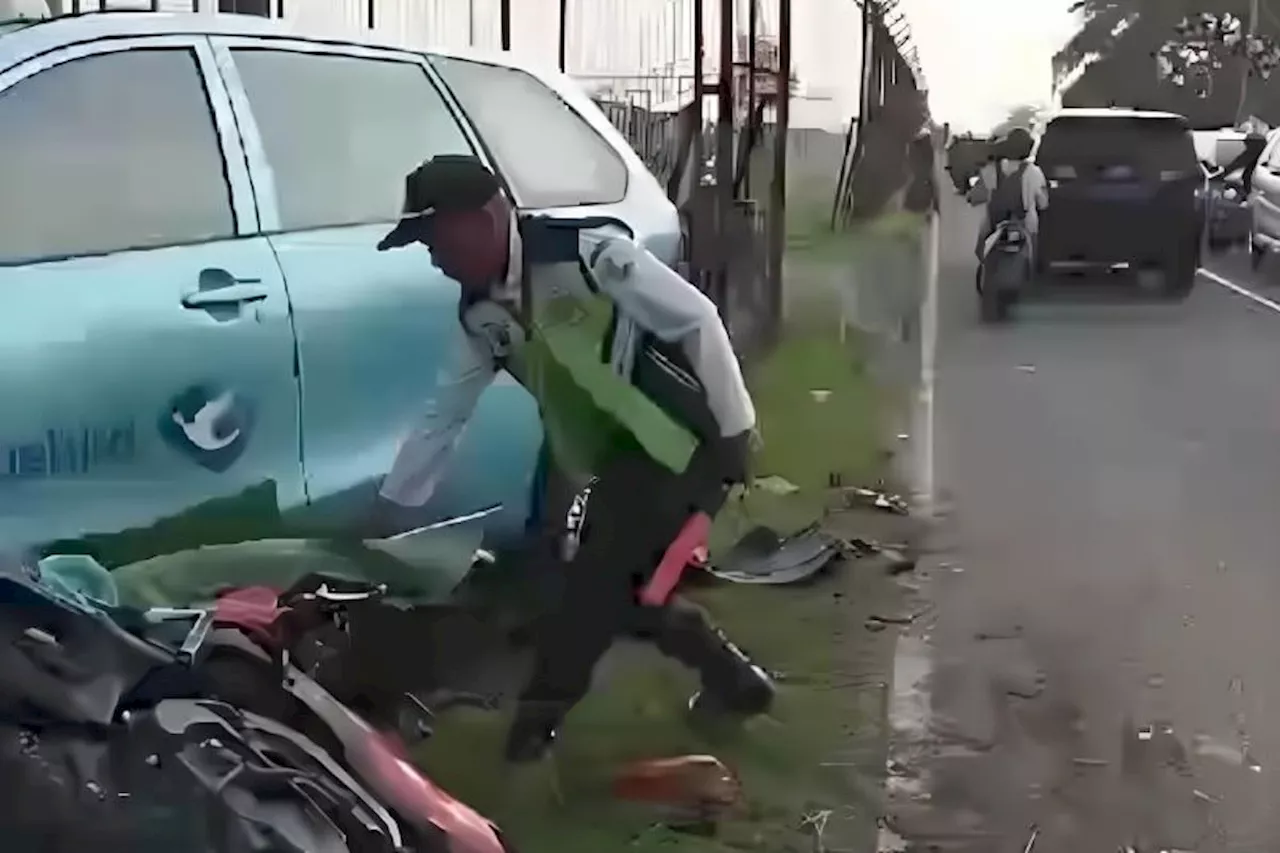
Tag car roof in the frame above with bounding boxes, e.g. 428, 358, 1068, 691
0, 10, 563, 78
1047, 107, 1188, 123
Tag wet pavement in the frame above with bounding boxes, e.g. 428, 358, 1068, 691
888, 196, 1280, 852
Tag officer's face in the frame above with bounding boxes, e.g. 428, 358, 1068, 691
422, 206, 508, 292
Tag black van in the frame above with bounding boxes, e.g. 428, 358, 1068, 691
1035, 108, 1201, 298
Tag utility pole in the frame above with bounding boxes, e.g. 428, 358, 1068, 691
1237, 0, 1259, 123
745, 0, 757, 197
714, 0, 735, 314
766, 0, 790, 340
557, 0, 568, 71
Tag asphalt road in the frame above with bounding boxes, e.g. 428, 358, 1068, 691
891, 195, 1280, 852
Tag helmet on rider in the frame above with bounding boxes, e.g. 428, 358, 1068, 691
997, 127, 1034, 161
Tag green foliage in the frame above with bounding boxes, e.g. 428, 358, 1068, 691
1057, 0, 1280, 124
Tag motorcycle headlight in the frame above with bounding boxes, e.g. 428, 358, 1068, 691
1223, 187, 1240, 201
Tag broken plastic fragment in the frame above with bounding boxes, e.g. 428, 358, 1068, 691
612, 755, 742, 821
708, 525, 842, 585
752, 474, 799, 496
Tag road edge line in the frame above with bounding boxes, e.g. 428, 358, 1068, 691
878, 207, 942, 853
1198, 266, 1280, 313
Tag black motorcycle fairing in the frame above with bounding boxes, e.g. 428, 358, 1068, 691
0, 592, 174, 726
135, 699, 404, 852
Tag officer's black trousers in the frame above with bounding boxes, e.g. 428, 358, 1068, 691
511, 435, 770, 735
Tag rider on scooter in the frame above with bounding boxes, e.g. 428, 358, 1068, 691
974, 127, 1047, 266
372, 155, 776, 764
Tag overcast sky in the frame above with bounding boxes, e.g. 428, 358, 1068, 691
902, 0, 1081, 132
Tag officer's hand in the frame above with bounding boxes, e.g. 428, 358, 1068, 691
713, 431, 755, 487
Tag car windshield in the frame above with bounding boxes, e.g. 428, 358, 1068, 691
1038, 116, 1197, 173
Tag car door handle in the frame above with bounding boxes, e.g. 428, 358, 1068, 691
182, 284, 268, 308
183, 267, 268, 308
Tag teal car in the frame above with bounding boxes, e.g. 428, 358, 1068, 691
0, 10, 680, 564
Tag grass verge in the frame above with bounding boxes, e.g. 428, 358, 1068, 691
786, 185, 926, 267
414, 312, 895, 852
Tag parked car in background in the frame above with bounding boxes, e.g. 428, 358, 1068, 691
1247, 129, 1280, 271
1194, 128, 1253, 253
0, 8, 680, 564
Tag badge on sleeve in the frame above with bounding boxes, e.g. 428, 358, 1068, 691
462, 300, 527, 362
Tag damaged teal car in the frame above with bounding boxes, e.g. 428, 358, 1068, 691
0, 6, 680, 563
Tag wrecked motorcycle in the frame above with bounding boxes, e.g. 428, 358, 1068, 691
102, 506, 546, 706
193, 572, 515, 853
0, 552, 406, 853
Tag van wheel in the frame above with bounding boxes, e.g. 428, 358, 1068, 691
1161, 252, 1196, 300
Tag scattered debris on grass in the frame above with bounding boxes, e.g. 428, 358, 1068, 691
799, 808, 832, 852
752, 474, 801, 496
836, 485, 910, 516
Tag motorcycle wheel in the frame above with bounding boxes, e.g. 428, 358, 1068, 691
977, 270, 1013, 323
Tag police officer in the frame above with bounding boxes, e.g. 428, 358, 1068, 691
373, 155, 776, 764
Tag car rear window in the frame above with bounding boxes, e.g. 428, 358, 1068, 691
430, 56, 628, 208
1038, 117, 1196, 175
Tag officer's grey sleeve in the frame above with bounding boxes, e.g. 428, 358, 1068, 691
378, 340, 496, 508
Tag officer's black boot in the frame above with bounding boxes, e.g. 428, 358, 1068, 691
686, 625, 776, 720
645, 600, 775, 721
503, 700, 563, 764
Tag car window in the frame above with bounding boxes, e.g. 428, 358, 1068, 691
1265, 137, 1280, 170
232, 49, 474, 232
431, 56, 628, 208
1216, 138, 1247, 167
0, 48, 235, 265
1037, 117, 1196, 174
218, 0, 270, 13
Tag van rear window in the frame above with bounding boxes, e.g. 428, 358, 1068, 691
1038, 117, 1196, 173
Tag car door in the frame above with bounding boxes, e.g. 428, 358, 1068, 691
0, 37, 304, 564
1249, 132, 1280, 247
209, 37, 542, 540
